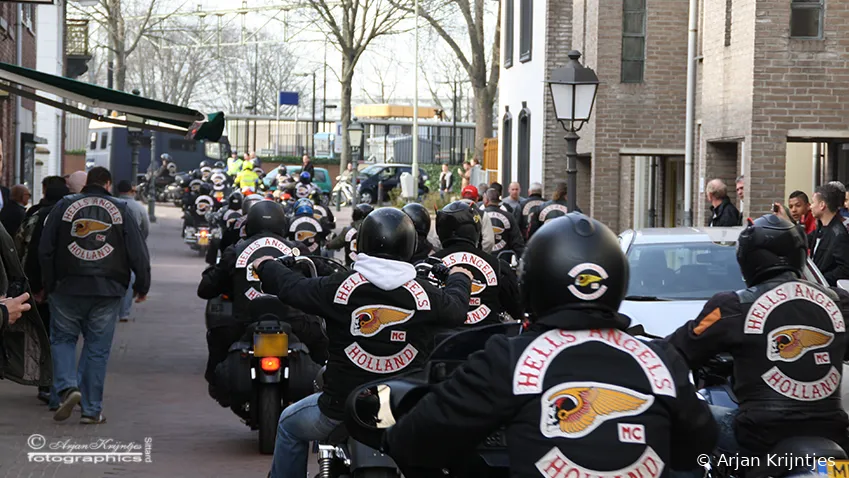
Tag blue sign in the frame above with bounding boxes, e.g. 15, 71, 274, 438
278, 91, 299, 106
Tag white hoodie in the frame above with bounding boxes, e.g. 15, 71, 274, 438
353, 253, 417, 290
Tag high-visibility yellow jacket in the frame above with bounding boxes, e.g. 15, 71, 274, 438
227, 158, 244, 176
235, 169, 259, 189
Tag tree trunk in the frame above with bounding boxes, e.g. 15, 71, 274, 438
473, 86, 493, 162
339, 52, 354, 171
114, 0, 127, 91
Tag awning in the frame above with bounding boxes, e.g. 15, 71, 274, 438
0, 62, 225, 141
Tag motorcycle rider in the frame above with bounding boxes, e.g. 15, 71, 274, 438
527, 181, 581, 239
212, 161, 226, 173
182, 179, 205, 233
287, 198, 328, 254
382, 212, 717, 477
234, 161, 260, 192
667, 214, 849, 457
483, 188, 525, 258
325, 203, 373, 267
250, 207, 474, 478
295, 171, 319, 199
218, 193, 263, 256
432, 200, 523, 325
197, 200, 324, 403
205, 191, 245, 265
518, 182, 545, 239
402, 202, 434, 263
311, 192, 336, 231
199, 160, 214, 182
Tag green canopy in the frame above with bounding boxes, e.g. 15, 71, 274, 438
0, 62, 225, 141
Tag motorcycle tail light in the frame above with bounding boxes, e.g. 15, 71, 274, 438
260, 357, 281, 372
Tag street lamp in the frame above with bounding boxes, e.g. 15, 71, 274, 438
547, 50, 599, 212
295, 72, 317, 158
127, 89, 144, 188
347, 117, 364, 209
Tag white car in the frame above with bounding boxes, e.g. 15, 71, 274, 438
617, 227, 848, 405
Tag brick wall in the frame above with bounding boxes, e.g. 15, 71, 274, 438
579, 0, 690, 232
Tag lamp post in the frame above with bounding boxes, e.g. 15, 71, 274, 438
127, 89, 144, 187
347, 117, 364, 212
295, 72, 318, 158
546, 50, 600, 213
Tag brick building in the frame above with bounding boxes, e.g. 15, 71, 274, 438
0, 3, 37, 188
498, 0, 849, 232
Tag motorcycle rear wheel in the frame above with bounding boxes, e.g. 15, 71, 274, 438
352, 469, 398, 478
258, 384, 282, 455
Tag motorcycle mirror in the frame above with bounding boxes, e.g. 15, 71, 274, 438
345, 380, 431, 441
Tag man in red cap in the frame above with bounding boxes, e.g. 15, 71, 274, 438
460, 185, 494, 253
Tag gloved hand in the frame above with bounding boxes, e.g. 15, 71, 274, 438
430, 262, 451, 282
276, 255, 297, 268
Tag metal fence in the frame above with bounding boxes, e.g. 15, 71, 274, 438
65, 114, 90, 152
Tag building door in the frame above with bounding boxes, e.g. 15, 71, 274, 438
516, 107, 530, 193
664, 158, 684, 227
501, 112, 512, 184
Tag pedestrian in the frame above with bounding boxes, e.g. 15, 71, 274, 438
786, 190, 817, 235
806, 183, 849, 286
39, 166, 151, 424
250, 151, 262, 169
301, 154, 315, 180
470, 158, 485, 188
0, 184, 31, 236
117, 180, 150, 323
438, 163, 453, 199
66, 170, 87, 194
457, 161, 471, 189
502, 182, 523, 217
706, 179, 741, 227
461, 185, 494, 253
477, 183, 489, 203
736, 175, 745, 210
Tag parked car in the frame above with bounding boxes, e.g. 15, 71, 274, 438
262, 166, 332, 194
617, 226, 849, 407
356, 163, 429, 204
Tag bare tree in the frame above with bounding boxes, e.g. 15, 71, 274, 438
361, 56, 398, 104
306, 0, 410, 169
393, 0, 500, 160
70, 0, 176, 91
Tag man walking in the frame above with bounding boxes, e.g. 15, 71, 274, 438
0, 184, 31, 236
438, 163, 453, 199
502, 182, 523, 221
808, 183, 849, 286
39, 167, 151, 424
117, 180, 150, 322
301, 154, 315, 180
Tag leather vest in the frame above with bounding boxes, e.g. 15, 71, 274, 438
521, 197, 544, 224
485, 205, 515, 253
288, 214, 324, 253
432, 243, 503, 326
54, 193, 130, 287
343, 226, 359, 267
537, 200, 570, 223
232, 233, 297, 321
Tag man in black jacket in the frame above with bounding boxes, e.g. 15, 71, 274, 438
528, 181, 582, 239
384, 213, 716, 477
39, 167, 150, 424
808, 183, 849, 286
483, 188, 525, 258
197, 200, 324, 403
519, 182, 544, 240
707, 179, 741, 227
327, 203, 373, 267
668, 214, 849, 459
432, 200, 523, 324
252, 208, 472, 478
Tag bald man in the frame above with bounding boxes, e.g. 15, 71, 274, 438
706, 179, 741, 227
66, 171, 87, 194
502, 182, 524, 224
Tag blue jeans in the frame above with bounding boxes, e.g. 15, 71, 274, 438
670, 405, 740, 478
49, 293, 122, 417
120, 271, 136, 319
270, 393, 341, 478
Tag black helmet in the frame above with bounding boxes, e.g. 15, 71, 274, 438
214, 161, 226, 170
189, 179, 203, 193
200, 160, 213, 169
436, 200, 482, 248
245, 200, 288, 237
228, 191, 244, 210
198, 182, 212, 195
353, 203, 374, 222
737, 214, 807, 287
242, 193, 264, 215
519, 213, 628, 316
402, 203, 431, 236
357, 208, 416, 261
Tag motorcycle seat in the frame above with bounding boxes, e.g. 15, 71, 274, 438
748, 437, 847, 478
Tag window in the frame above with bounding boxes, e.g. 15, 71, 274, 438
89, 132, 98, 150
505, 0, 514, 68
519, 0, 532, 62
501, 110, 513, 184
621, 0, 646, 83
725, 0, 732, 46
517, 104, 530, 193
99, 132, 108, 150
169, 138, 197, 152
378, 168, 394, 180
315, 170, 327, 183
791, 0, 824, 38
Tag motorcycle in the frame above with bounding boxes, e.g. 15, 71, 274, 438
184, 224, 211, 255
205, 255, 327, 454
331, 176, 355, 207
342, 323, 520, 478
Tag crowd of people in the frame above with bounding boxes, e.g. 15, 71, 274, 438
706, 175, 849, 287
0, 166, 151, 426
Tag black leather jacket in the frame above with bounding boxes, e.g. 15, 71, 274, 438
667, 272, 849, 453
386, 309, 716, 476
809, 215, 849, 286
256, 258, 471, 420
